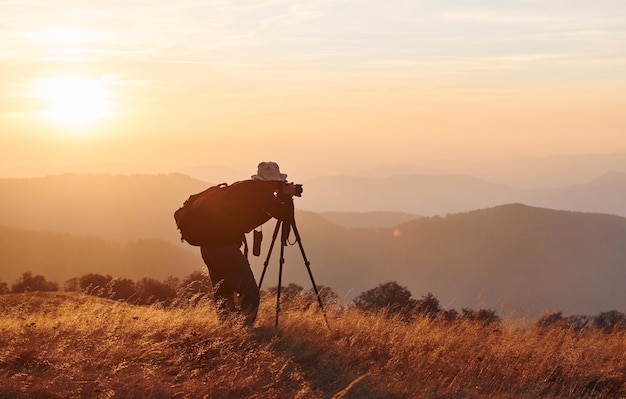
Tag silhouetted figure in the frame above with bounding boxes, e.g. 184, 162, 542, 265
200, 161, 297, 326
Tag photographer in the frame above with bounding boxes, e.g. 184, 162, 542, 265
200, 161, 298, 326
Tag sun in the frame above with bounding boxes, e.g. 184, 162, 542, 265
37, 76, 113, 129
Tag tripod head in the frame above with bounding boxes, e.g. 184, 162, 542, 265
276, 182, 301, 244
278, 181, 303, 199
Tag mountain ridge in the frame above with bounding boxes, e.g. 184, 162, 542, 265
299, 172, 626, 217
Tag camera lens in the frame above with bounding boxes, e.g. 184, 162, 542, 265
294, 184, 303, 197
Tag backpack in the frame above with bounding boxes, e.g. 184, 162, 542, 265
174, 183, 232, 246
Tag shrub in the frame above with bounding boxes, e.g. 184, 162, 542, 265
0, 280, 8, 294
108, 278, 137, 301
135, 277, 178, 305
266, 283, 308, 310
440, 308, 459, 322
65, 274, 137, 302
414, 292, 442, 318
11, 272, 59, 293
79, 273, 112, 296
593, 310, 626, 332
353, 281, 415, 317
536, 311, 564, 329
565, 315, 592, 332
461, 308, 500, 326
306, 285, 341, 311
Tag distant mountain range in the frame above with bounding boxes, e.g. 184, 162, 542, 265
298, 171, 626, 218
1, 173, 626, 317
318, 211, 420, 228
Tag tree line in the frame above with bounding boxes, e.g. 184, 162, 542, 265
2, 273, 625, 331
1, 271, 211, 306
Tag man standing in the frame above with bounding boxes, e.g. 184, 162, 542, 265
200, 161, 297, 326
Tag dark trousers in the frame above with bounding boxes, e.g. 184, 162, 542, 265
200, 244, 260, 326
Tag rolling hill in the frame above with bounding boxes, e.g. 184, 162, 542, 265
0, 224, 204, 285
0, 173, 209, 242
373, 204, 626, 317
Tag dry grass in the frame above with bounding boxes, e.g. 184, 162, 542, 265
1, 292, 624, 399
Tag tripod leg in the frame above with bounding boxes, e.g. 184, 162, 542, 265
290, 219, 331, 330
260, 211, 330, 330
258, 219, 282, 289
275, 222, 287, 329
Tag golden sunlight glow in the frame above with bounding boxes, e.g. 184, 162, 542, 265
36, 76, 113, 129
31, 27, 97, 44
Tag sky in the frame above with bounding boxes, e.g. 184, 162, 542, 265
2, 0, 626, 182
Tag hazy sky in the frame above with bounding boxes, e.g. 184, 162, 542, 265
2, 0, 626, 180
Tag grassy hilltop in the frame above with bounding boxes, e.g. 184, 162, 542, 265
1, 292, 625, 399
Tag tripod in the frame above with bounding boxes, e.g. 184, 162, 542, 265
257, 210, 330, 330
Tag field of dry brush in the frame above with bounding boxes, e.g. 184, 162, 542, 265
1, 292, 625, 398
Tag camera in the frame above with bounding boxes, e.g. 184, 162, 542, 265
280, 182, 303, 198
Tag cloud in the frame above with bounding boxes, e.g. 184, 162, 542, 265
1, 0, 626, 102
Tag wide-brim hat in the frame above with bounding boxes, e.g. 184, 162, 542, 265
251, 161, 288, 181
